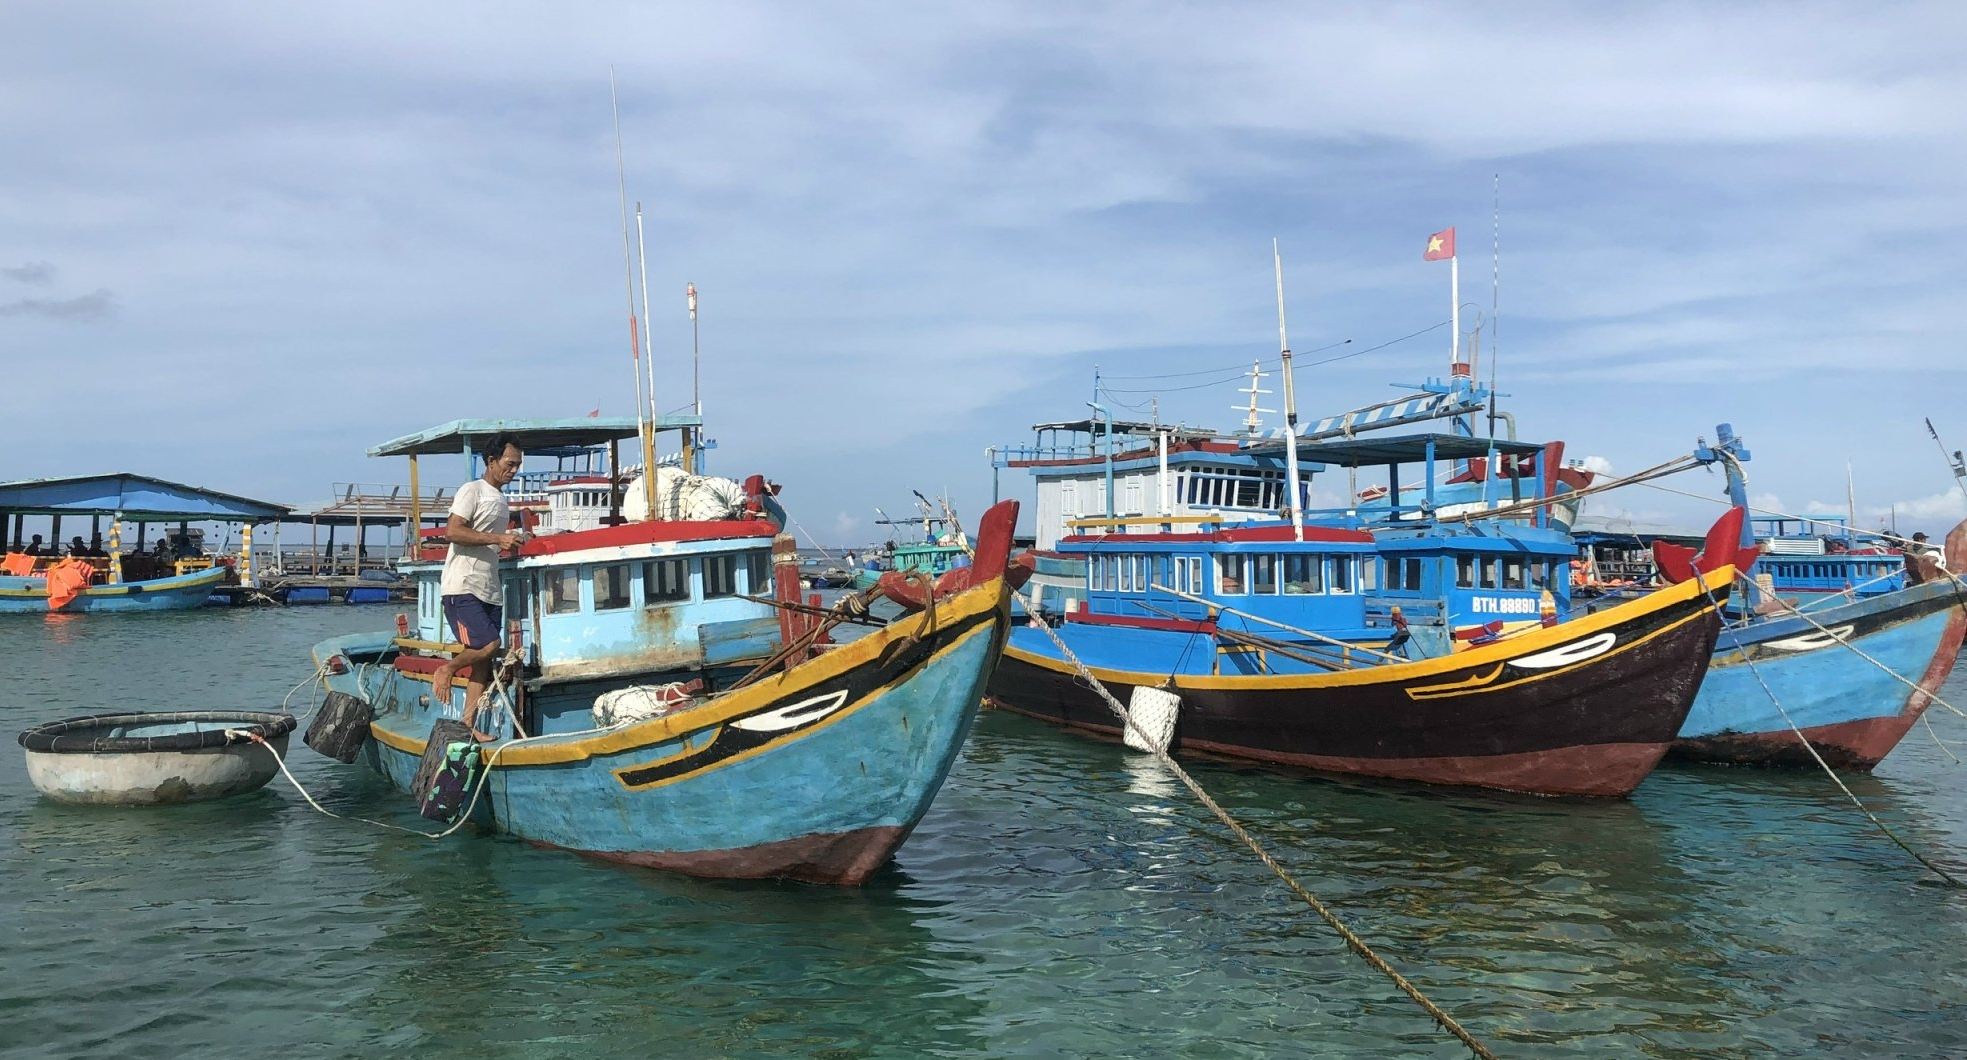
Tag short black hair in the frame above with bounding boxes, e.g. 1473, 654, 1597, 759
482, 432, 523, 462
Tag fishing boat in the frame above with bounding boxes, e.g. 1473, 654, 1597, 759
984, 425, 1743, 797
307, 418, 1022, 884
0, 562, 233, 613
0, 473, 293, 614
849, 496, 972, 591
986, 242, 1751, 796
1653, 427, 1967, 769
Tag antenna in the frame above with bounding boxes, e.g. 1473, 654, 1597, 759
1926, 418, 1967, 503
611, 68, 658, 518
1488, 173, 1501, 441
686, 281, 700, 472
1234, 360, 1274, 435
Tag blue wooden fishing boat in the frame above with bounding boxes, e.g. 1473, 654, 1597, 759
985, 426, 1745, 797
308, 419, 1021, 884
0, 562, 232, 613
1653, 427, 1967, 769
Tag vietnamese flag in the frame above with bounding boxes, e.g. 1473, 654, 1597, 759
1423, 227, 1456, 261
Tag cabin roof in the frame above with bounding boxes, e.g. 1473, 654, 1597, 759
1027, 419, 1220, 437
1243, 431, 1546, 467
0, 473, 292, 521
369, 415, 703, 459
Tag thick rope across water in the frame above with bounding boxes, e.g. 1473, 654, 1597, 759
1011, 587, 1503, 1060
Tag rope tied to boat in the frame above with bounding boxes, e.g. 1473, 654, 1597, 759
1678, 568, 1965, 888
229, 727, 514, 840
1006, 584, 1503, 1060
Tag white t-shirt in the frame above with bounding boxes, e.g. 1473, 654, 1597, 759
440, 478, 510, 604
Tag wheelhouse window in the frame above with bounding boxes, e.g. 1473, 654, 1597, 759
704, 554, 738, 598
1358, 556, 1378, 592
1284, 554, 1322, 594
745, 550, 771, 594
1478, 558, 1497, 590
546, 568, 580, 614
1330, 556, 1354, 594
1216, 555, 1246, 594
1252, 554, 1278, 595
1119, 555, 1136, 593
644, 558, 689, 604
594, 564, 632, 610
1173, 555, 1202, 594
1502, 557, 1526, 590
1456, 555, 1476, 588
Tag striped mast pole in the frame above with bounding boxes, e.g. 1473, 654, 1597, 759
611, 69, 658, 519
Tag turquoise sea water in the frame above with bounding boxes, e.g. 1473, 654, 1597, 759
3, 606, 1965, 1059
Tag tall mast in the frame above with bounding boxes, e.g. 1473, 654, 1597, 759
635, 202, 659, 462
686, 281, 700, 473
1274, 238, 1302, 541
611, 69, 658, 518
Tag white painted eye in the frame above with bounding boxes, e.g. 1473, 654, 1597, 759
1760, 626, 1855, 654
729, 689, 851, 733
1509, 631, 1617, 670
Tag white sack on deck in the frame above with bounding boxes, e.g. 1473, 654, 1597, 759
620, 467, 748, 522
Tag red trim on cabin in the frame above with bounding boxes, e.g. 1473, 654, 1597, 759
1064, 611, 1216, 634
546, 476, 615, 487
1060, 524, 1371, 546
394, 655, 447, 675
519, 519, 777, 557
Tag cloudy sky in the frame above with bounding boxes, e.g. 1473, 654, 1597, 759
5, 2, 1965, 546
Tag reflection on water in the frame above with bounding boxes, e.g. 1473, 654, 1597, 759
2, 609, 1965, 1058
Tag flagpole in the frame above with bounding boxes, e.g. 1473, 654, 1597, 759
1450, 252, 1461, 374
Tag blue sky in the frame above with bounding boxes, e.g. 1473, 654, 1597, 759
5, 2, 1965, 547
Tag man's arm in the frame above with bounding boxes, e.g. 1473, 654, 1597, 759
446, 514, 521, 549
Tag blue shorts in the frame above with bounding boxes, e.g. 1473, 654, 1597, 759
442, 594, 503, 650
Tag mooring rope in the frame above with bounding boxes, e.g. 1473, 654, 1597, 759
1680, 569, 1965, 887
1009, 586, 1502, 1060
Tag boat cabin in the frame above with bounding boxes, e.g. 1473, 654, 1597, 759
371, 416, 792, 723
1056, 433, 1581, 655
993, 419, 1316, 551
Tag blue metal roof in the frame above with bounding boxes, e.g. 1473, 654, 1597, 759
368, 415, 701, 459
0, 474, 292, 521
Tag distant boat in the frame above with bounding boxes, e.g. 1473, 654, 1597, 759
0, 562, 231, 613
849, 497, 971, 591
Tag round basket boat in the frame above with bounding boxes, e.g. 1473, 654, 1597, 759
17, 711, 298, 805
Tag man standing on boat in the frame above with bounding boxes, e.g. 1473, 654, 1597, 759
432, 433, 526, 740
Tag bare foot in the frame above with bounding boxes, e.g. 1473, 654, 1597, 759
430, 662, 458, 708
470, 729, 499, 744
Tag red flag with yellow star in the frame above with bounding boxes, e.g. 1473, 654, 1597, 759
1424, 227, 1456, 261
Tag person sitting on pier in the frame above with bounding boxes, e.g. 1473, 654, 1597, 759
431, 433, 527, 740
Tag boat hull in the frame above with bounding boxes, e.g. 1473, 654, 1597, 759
317, 576, 1011, 884
1671, 576, 1967, 770
987, 573, 1732, 797
0, 565, 231, 613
